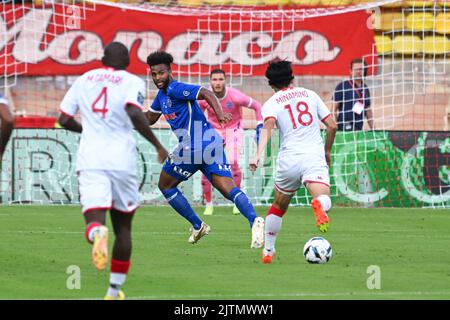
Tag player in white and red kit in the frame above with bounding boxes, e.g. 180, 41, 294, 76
58, 42, 168, 299
249, 59, 337, 264
198, 69, 263, 216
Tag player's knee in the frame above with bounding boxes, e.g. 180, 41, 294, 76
316, 194, 332, 212
158, 179, 171, 192
273, 197, 290, 212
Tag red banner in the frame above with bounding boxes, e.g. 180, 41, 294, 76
0, 4, 377, 76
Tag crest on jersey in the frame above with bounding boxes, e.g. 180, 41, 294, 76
226, 101, 233, 109
137, 92, 144, 106
183, 90, 190, 97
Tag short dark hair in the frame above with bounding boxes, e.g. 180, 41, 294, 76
265, 59, 294, 89
350, 58, 365, 70
146, 51, 174, 68
102, 42, 130, 70
210, 69, 226, 78
350, 57, 368, 77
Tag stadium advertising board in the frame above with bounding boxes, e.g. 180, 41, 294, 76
2, 130, 448, 208
0, 4, 376, 76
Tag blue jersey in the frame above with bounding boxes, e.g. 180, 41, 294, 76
333, 80, 370, 131
150, 80, 232, 181
150, 79, 221, 148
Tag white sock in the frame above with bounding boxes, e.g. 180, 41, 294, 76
317, 194, 332, 212
87, 226, 101, 243
106, 273, 127, 298
264, 214, 282, 254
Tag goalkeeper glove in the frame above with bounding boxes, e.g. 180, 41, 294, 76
255, 122, 263, 145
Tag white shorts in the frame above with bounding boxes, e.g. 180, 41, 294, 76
78, 170, 140, 215
274, 152, 330, 195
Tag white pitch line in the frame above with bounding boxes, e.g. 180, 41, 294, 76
76, 290, 450, 300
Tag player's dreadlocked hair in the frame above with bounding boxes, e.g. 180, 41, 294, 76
146, 51, 174, 68
265, 59, 294, 89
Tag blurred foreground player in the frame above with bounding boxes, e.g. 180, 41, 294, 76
250, 60, 337, 264
145, 51, 264, 248
0, 93, 15, 170
198, 69, 263, 216
58, 42, 167, 299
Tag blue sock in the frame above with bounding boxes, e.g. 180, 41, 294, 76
162, 188, 203, 230
228, 187, 257, 227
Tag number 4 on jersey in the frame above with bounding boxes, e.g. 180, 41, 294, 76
91, 87, 109, 118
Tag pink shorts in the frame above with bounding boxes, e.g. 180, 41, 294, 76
217, 128, 243, 165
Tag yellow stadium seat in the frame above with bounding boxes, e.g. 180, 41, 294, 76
205, 0, 234, 4
392, 35, 424, 54
436, 13, 450, 34
177, 0, 205, 6
353, 0, 379, 3
405, 1, 435, 7
262, 0, 290, 5
437, 0, 449, 7
320, 0, 352, 5
378, 12, 404, 31
375, 35, 393, 54
405, 12, 435, 31
291, 0, 321, 5
229, 0, 260, 5
423, 36, 450, 55
381, 1, 403, 8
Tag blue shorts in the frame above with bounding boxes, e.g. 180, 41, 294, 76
162, 144, 233, 182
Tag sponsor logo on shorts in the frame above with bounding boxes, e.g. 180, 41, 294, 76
218, 164, 231, 172
173, 166, 193, 178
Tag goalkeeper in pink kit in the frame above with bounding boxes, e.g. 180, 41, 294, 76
198, 69, 263, 216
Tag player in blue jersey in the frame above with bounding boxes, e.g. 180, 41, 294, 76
145, 51, 264, 248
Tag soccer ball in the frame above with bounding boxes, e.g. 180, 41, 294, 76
303, 237, 332, 264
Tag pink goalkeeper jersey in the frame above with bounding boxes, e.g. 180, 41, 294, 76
198, 86, 262, 130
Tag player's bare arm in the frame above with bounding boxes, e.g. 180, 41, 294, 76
197, 87, 232, 126
0, 103, 14, 157
58, 113, 82, 133
249, 117, 276, 172
322, 116, 337, 167
126, 105, 168, 163
331, 101, 339, 122
145, 110, 162, 126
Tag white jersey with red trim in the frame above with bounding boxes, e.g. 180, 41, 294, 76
60, 67, 146, 172
261, 86, 330, 156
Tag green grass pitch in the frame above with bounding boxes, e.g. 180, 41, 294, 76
1, 205, 449, 300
